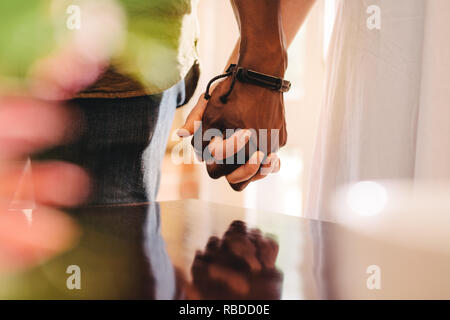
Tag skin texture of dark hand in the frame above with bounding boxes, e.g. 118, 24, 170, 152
189, 221, 282, 300
178, 0, 316, 192
197, 75, 287, 192
200, 0, 288, 191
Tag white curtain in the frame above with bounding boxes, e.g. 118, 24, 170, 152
414, 0, 450, 180
306, 0, 450, 221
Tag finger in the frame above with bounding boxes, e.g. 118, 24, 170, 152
176, 94, 208, 137
247, 228, 279, 269
253, 235, 279, 270
252, 153, 281, 181
208, 263, 250, 296
29, 1, 124, 101
226, 151, 265, 184
208, 129, 252, 161
205, 236, 220, 252
228, 220, 248, 234
264, 237, 280, 268
222, 231, 262, 272
31, 161, 91, 207
0, 161, 90, 207
0, 206, 80, 273
0, 98, 74, 159
30, 47, 106, 101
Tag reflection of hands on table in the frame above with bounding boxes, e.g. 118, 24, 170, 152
189, 220, 283, 299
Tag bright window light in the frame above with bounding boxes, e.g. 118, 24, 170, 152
347, 181, 388, 216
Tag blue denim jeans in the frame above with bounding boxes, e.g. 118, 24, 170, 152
35, 79, 188, 205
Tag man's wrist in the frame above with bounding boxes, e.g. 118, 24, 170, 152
232, 0, 287, 77
238, 43, 287, 78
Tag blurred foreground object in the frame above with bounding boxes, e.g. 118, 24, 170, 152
0, 0, 125, 100
0, 0, 199, 98
0, 207, 80, 274
0, 97, 89, 276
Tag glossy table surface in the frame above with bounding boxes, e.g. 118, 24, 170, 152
1, 199, 450, 299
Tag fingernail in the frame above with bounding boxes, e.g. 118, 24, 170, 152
239, 129, 252, 142
263, 154, 272, 165
194, 149, 204, 162
276, 158, 281, 171
258, 151, 265, 163
249, 151, 264, 165
176, 128, 190, 137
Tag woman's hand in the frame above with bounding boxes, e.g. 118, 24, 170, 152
177, 86, 282, 191
177, 0, 289, 191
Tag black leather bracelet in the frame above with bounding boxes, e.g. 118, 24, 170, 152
204, 64, 291, 103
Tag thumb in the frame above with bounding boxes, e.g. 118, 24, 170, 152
177, 93, 208, 137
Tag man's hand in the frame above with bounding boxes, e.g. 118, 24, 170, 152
177, 86, 282, 191
179, 0, 287, 191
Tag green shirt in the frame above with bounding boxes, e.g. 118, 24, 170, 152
80, 0, 199, 98
0, 0, 199, 97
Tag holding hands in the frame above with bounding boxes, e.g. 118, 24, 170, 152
178, 0, 289, 191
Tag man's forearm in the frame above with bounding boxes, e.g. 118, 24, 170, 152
232, 0, 287, 77
227, 0, 316, 74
